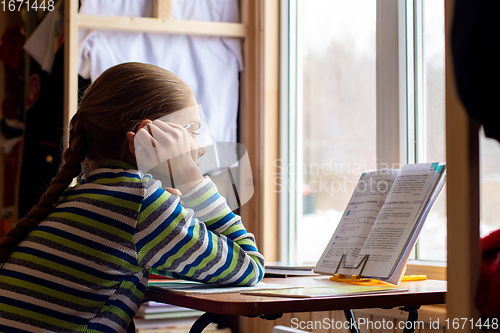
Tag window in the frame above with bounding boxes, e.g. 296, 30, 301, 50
280, 0, 450, 265
480, 133, 500, 237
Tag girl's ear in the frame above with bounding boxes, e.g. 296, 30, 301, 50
127, 119, 152, 155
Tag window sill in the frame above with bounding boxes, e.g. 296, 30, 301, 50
406, 260, 447, 281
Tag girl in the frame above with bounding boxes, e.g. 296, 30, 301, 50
0, 63, 265, 333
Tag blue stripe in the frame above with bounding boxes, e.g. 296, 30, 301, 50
188, 192, 220, 211
107, 299, 135, 320
232, 262, 254, 285
0, 295, 88, 325
206, 213, 235, 230
86, 171, 141, 183
152, 222, 197, 270
257, 261, 264, 281
205, 238, 234, 281
239, 244, 258, 252
62, 188, 143, 203
178, 233, 215, 276
14, 246, 128, 283
1, 269, 109, 302
52, 206, 135, 235
140, 187, 166, 214
136, 203, 183, 251
225, 229, 248, 240
34, 226, 137, 265
0, 324, 34, 333
87, 322, 114, 331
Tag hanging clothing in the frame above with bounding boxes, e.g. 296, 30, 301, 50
23, 0, 64, 74
78, 0, 243, 148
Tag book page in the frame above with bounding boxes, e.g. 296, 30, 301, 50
356, 163, 441, 280
314, 169, 399, 275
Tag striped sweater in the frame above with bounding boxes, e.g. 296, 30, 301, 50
0, 160, 265, 333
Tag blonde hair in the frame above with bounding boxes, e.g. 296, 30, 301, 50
0, 62, 193, 263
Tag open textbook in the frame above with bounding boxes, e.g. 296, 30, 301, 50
314, 162, 446, 285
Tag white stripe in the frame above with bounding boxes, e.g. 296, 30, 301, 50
232, 232, 255, 242
195, 255, 226, 281
83, 167, 141, 180
0, 317, 54, 333
89, 316, 126, 333
66, 182, 143, 195
35, 220, 137, 258
213, 216, 239, 234
89, 289, 138, 332
1, 289, 95, 320
144, 178, 161, 197
18, 237, 134, 277
221, 257, 252, 285
180, 176, 212, 198
197, 234, 245, 282
173, 226, 210, 272
249, 257, 264, 283
246, 251, 266, 262
135, 196, 179, 242
56, 200, 136, 227
193, 197, 226, 218
4, 261, 112, 296
191, 235, 229, 281
145, 217, 196, 267
108, 292, 140, 317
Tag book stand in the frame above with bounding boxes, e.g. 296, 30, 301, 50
332, 253, 422, 333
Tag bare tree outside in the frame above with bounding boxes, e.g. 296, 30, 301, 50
297, 0, 377, 263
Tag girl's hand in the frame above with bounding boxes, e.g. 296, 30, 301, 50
165, 188, 182, 196
133, 120, 203, 193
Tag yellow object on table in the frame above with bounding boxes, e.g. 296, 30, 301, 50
329, 274, 427, 286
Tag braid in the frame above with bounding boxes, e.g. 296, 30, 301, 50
0, 119, 88, 264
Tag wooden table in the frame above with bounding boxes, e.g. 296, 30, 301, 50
143, 276, 447, 333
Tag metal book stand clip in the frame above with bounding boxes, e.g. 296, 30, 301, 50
334, 253, 370, 279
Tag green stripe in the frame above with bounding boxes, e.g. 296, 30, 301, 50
237, 238, 257, 246
237, 269, 255, 285
137, 205, 186, 262
137, 191, 171, 225
250, 254, 265, 270
49, 212, 132, 242
0, 275, 104, 308
183, 233, 219, 277
100, 305, 131, 323
0, 303, 87, 331
161, 223, 202, 268
30, 229, 140, 272
207, 243, 243, 284
120, 279, 146, 301
221, 224, 244, 237
204, 206, 232, 226
60, 193, 141, 211
91, 176, 142, 184
10, 251, 120, 288
183, 187, 217, 208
